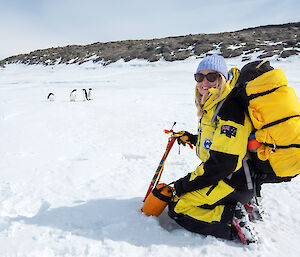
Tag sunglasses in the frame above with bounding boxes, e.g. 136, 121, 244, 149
194, 72, 219, 83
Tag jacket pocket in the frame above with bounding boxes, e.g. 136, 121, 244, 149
206, 183, 218, 196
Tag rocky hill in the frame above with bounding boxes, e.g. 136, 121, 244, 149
1, 22, 299, 67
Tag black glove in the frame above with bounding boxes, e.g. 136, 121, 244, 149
174, 177, 185, 197
173, 173, 191, 197
172, 131, 197, 147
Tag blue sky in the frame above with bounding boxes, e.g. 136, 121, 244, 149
0, 0, 299, 58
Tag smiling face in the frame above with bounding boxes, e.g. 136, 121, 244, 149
195, 69, 219, 95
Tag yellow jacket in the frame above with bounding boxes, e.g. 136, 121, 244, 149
174, 69, 253, 196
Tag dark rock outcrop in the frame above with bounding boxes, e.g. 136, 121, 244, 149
0, 22, 299, 67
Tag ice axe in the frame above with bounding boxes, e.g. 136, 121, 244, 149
143, 122, 176, 202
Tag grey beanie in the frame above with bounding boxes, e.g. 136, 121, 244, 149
195, 54, 228, 81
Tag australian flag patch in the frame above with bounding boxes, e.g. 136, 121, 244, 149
221, 125, 237, 138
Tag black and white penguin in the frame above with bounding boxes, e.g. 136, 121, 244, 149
88, 88, 94, 101
70, 89, 77, 102
47, 93, 55, 101
82, 89, 88, 101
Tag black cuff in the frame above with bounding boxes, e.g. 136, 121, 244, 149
174, 173, 192, 196
174, 178, 185, 197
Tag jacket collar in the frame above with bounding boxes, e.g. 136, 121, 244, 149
202, 81, 233, 112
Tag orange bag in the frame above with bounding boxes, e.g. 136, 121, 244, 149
141, 183, 173, 216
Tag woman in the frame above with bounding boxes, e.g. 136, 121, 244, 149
168, 54, 254, 241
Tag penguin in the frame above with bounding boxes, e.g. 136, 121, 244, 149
47, 93, 55, 101
70, 89, 77, 102
82, 89, 88, 101
87, 88, 94, 101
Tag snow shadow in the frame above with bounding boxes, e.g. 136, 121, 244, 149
10, 197, 214, 247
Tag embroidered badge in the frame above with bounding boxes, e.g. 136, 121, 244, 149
203, 138, 213, 151
221, 125, 237, 138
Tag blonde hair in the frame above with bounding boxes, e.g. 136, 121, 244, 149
195, 73, 227, 117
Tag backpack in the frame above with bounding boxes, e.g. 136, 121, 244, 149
232, 60, 300, 188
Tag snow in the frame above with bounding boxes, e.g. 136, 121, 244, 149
0, 55, 300, 257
